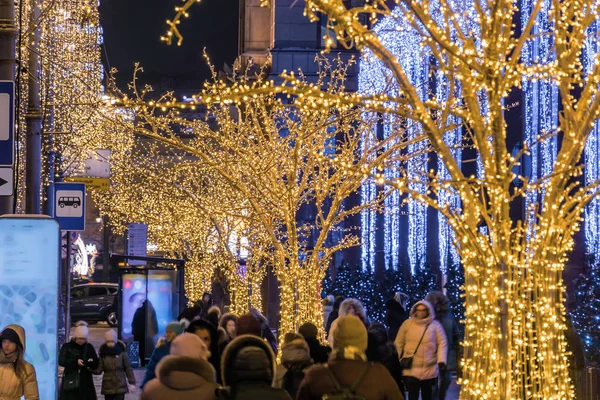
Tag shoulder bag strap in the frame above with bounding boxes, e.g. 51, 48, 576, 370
350, 363, 372, 392
324, 363, 343, 391
412, 323, 431, 356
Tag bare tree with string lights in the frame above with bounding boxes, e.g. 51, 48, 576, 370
111, 60, 403, 342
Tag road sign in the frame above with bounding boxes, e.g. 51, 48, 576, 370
0, 167, 13, 196
127, 223, 147, 266
64, 176, 109, 191
0, 81, 15, 166
54, 182, 86, 231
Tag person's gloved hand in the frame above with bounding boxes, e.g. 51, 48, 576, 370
438, 362, 446, 371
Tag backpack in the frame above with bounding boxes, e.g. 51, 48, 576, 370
322, 363, 370, 400
282, 364, 306, 398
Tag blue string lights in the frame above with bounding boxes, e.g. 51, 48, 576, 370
358, 7, 430, 274
584, 20, 600, 261
521, 0, 558, 216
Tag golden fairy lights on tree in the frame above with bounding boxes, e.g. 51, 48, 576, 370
12, 0, 123, 210
92, 109, 270, 312
113, 60, 396, 341
165, 0, 600, 398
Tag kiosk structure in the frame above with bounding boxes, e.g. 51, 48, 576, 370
110, 254, 186, 367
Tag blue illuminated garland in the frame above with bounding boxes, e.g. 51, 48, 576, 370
521, 0, 558, 217
584, 20, 600, 260
358, 7, 429, 274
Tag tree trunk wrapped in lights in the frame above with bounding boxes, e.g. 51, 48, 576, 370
261, 0, 598, 398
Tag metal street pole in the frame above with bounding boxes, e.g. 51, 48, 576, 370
0, 0, 16, 215
25, 0, 42, 214
103, 215, 111, 281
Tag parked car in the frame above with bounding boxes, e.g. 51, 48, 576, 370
71, 283, 118, 326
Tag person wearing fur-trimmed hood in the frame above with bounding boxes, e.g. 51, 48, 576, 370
217, 334, 291, 399
395, 300, 448, 400
141, 333, 219, 400
92, 329, 136, 400
0, 324, 39, 400
327, 298, 370, 346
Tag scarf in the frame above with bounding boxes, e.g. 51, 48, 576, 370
0, 351, 18, 364
329, 346, 367, 362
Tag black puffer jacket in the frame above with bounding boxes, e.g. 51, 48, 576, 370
59, 340, 99, 400
366, 323, 403, 391
385, 299, 408, 341
93, 341, 135, 395
218, 335, 291, 400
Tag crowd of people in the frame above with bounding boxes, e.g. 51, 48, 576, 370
0, 289, 460, 400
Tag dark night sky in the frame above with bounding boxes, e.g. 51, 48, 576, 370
99, 0, 239, 93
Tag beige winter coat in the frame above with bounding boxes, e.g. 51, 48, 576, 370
394, 300, 448, 381
141, 355, 219, 400
0, 324, 39, 400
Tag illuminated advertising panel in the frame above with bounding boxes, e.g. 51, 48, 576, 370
0, 216, 59, 399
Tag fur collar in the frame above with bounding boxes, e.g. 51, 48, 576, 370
157, 355, 216, 383
99, 341, 126, 356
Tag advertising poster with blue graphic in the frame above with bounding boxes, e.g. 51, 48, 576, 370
0, 217, 59, 400
120, 271, 177, 359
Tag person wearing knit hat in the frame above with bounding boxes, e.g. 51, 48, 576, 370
298, 322, 331, 364
385, 291, 409, 344
0, 324, 39, 400
59, 321, 99, 400
73, 320, 90, 340
92, 329, 136, 400
274, 332, 313, 398
296, 315, 404, 400
236, 313, 262, 337
141, 333, 218, 400
140, 320, 185, 389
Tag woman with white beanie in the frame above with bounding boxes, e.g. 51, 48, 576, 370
92, 329, 136, 400
0, 324, 39, 399
59, 321, 99, 400
141, 333, 219, 400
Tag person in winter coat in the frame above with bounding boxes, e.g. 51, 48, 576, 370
274, 333, 313, 398
327, 298, 369, 346
59, 321, 100, 400
385, 291, 409, 342
236, 314, 262, 337
0, 324, 39, 400
366, 322, 404, 392
131, 297, 159, 366
220, 313, 238, 344
92, 329, 136, 400
322, 295, 335, 330
195, 292, 214, 320
187, 319, 222, 383
424, 291, 461, 400
298, 322, 331, 364
395, 300, 448, 400
141, 321, 185, 388
297, 315, 403, 400
141, 333, 218, 400
218, 334, 292, 400
207, 306, 222, 330
250, 308, 278, 354
325, 295, 344, 338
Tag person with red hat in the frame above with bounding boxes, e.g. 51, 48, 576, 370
0, 324, 39, 399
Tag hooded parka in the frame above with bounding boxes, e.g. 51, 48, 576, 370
218, 335, 291, 400
141, 355, 219, 400
0, 324, 39, 400
93, 341, 136, 395
394, 300, 448, 381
